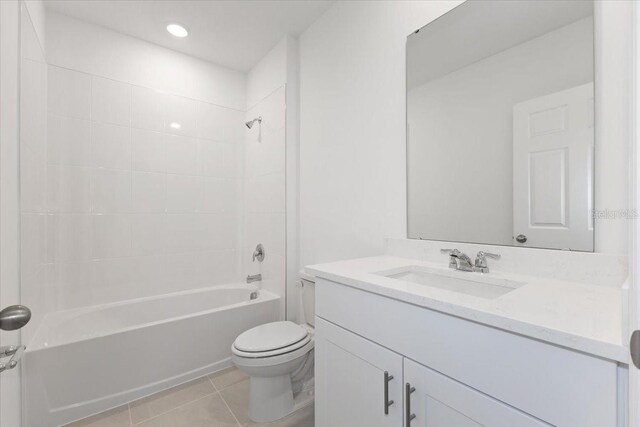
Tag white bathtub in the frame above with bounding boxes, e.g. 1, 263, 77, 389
24, 284, 280, 427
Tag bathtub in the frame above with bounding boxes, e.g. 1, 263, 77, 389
24, 284, 280, 427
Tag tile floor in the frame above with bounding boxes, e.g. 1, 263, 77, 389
65, 367, 314, 427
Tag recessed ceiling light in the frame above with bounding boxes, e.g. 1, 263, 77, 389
166, 23, 188, 38
169, 122, 182, 130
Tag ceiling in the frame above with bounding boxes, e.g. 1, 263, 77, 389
44, 0, 333, 72
407, 0, 594, 89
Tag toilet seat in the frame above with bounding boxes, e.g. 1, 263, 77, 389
232, 321, 314, 360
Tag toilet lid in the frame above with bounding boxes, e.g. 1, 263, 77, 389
234, 321, 308, 353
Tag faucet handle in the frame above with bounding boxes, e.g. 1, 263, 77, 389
474, 251, 500, 272
477, 251, 500, 260
441, 249, 460, 269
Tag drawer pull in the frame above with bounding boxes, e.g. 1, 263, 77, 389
384, 371, 394, 414
406, 382, 416, 425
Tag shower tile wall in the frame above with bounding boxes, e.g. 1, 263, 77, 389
244, 86, 286, 317
20, 4, 49, 343
45, 65, 245, 310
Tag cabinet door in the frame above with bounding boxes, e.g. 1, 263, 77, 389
315, 318, 403, 427
403, 358, 550, 427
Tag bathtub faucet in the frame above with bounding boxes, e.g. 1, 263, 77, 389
246, 274, 262, 284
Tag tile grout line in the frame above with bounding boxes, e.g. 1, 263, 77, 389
128, 377, 217, 425
131, 391, 218, 426
127, 402, 134, 427
208, 374, 243, 427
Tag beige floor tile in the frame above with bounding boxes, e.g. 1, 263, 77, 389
135, 394, 239, 427
64, 405, 131, 427
250, 404, 314, 427
129, 377, 216, 424
219, 379, 252, 424
220, 379, 314, 427
209, 366, 249, 390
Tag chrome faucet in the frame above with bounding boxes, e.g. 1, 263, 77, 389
441, 249, 474, 272
441, 249, 501, 273
473, 251, 501, 273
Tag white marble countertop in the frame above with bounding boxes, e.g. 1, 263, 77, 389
306, 255, 628, 363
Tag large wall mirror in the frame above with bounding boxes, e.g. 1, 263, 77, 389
407, 1, 595, 251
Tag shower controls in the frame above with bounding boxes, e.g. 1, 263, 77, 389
0, 304, 31, 331
253, 244, 265, 262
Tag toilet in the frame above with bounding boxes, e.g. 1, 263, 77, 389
232, 273, 315, 422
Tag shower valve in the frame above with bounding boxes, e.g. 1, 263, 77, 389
252, 244, 265, 262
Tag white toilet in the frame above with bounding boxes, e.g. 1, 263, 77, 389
232, 273, 315, 423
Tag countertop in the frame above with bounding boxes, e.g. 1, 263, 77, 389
306, 255, 628, 363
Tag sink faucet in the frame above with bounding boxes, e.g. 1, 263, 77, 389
440, 249, 474, 272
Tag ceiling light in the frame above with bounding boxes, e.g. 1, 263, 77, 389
166, 23, 188, 38
169, 122, 181, 130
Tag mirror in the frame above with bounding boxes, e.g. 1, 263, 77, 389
406, 0, 594, 251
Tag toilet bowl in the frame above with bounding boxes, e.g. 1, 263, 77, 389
231, 274, 315, 422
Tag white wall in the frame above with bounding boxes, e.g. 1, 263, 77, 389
42, 11, 246, 312
407, 18, 593, 246
299, 0, 633, 268
245, 36, 300, 321
594, 1, 633, 254
299, 1, 461, 267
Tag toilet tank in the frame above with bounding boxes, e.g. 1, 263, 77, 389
300, 272, 315, 327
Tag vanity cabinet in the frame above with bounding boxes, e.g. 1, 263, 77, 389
316, 318, 548, 427
315, 317, 403, 427
315, 277, 620, 427
403, 358, 548, 427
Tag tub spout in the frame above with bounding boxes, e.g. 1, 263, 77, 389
246, 274, 262, 284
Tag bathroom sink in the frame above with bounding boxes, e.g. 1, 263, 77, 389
375, 266, 525, 299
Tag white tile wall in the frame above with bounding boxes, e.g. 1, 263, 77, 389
48, 114, 91, 166
48, 66, 91, 119
46, 165, 91, 212
91, 168, 132, 213
131, 128, 167, 172
20, 16, 49, 343
243, 87, 286, 316
44, 65, 245, 309
91, 76, 131, 126
91, 122, 131, 169
165, 135, 199, 175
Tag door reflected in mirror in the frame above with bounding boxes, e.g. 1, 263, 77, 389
406, 0, 594, 251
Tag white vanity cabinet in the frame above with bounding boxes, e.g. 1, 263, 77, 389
314, 277, 621, 427
315, 317, 403, 427
403, 358, 549, 427
316, 318, 549, 427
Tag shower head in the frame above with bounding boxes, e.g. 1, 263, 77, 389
245, 116, 262, 129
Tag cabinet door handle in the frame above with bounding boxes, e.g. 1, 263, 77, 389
383, 371, 394, 414
406, 382, 416, 425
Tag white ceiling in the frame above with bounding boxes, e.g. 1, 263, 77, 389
407, 0, 594, 89
44, 0, 333, 72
